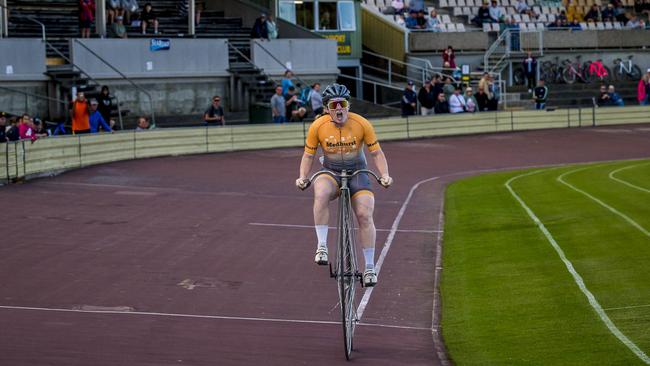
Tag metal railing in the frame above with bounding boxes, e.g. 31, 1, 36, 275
0, 84, 70, 121
0, 2, 8, 38
484, 29, 544, 74
72, 39, 154, 126
337, 73, 403, 106
250, 40, 310, 87
362, 50, 458, 87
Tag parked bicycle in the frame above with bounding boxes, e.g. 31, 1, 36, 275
302, 168, 384, 360
583, 59, 611, 84
612, 55, 642, 81
540, 56, 564, 84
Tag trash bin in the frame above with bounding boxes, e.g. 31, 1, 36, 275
249, 102, 272, 124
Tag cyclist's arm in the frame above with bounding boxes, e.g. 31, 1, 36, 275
369, 149, 390, 179
300, 119, 320, 179
299, 152, 315, 179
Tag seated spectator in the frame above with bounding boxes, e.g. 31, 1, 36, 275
251, 13, 268, 39
32, 118, 49, 137
310, 83, 324, 116
107, 0, 118, 24
442, 77, 455, 99
0, 111, 7, 143
415, 10, 428, 28
434, 93, 450, 114
473, 2, 493, 26
383, 0, 405, 14
489, 0, 504, 22
448, 86, 467, 113
596, 85, 611, 106
271, 86, 286, 123
464, 87, 478, 112
89, 99, 113, 133
140, 3, 159, 35
533, 79, 549, 110
427, 9, 442, 31
405, 10, 419, 29
136, 116, 150, 130
547, 18, 563, 29
613, 3, 627, 21
516, 0, 529, 13
79, 0, 95, 39
569, 19, 582, 29
203, 95, 225, 126
626, 15, 644, 28
178, 0, 202, 26
607, 85, 624, 106
396, 14, 406, 27
285, 87, 306, 122
566, 1, 584, 21
557, 10, 568, 22
110, 15, 128, 38
584, 5, 600, 22
601, 4, 615, 21
475, 87, 490, 111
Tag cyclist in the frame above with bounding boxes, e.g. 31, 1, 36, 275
295, 83, 393, 287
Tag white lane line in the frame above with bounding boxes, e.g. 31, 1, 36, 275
248, 222, 441, 234
356, 176, 440, 320
506, 169, 650, 364
604, 304, 650, 312
558, 167, 650, 237
0, 305, 429, 331
609, 163, 650, 194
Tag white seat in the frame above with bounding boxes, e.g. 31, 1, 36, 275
587, 21, 597, 29
579, 21, 588, 29
522, 13, 530, 21
453, 6, 462, 15
513, 13, 522, 22
613, 21, 622, 29
550, 6, 560, 14
466, 0, 476, 6
536, 22, 545, 29
537, 13, 547, 22
427, 6, 436, 14
604, 21, 613, 29
541, 6, 550, 13
449, 0, 458, 7
463, 6, 472, 15
491, 23, 501, 31
472, 6, 479, 14
456, 22, 467, 31
441, 14, 452, 23
532, 5, 541, 13
547, 13, 556, 22
447, 23, 457, 31
483, 22, 492, 31
458, 0, 466, 6
440, 0, 449, 7
526, 0, 534, 5
596, 21, 605, 29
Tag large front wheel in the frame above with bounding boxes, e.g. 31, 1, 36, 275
337, 190, 357, 360
562, 67, 577, 84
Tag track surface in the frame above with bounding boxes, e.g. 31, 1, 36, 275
1, 125, 649, 365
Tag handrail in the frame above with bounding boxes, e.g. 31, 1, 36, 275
72, 39, 154, 126
0, 85, 70, 121
0, 2, 9, 38
26, 16, 45, 41
362, 50, 456, 85
484, 28, 511, 72
46, 41, 123, 129
249, 40, 310, 87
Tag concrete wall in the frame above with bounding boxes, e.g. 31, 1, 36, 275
71, 39, 229, 79
250, 39, 339, 77
0, 38, 47, 81
0, 81, 49, 118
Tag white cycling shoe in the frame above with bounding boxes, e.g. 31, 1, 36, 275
363, 268, 378, 287
315, 246, 329, 265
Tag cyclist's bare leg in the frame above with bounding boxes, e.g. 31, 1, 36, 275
352, 193, 376, 269
313, 176, 338, 225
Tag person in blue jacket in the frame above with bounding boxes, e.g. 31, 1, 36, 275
89, 99, 113, 133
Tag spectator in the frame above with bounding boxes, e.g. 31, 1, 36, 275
417, 79, 436, 115
432, 74, 443, 100
637, 71, 650, 105
626, 15, 644, 28
285, 86, 306, 122
566, 1, 584, 21
401, 81, 417, 116
119, 0, 136, 25
427, 9, 442, 31
271, 86, 286, 123
396, 13, 406, 26
408, 0, 425, 12
448, 86, 467, 113
442, 77, 455, 99
88, 99, 113, 133
310, 83, 324, 116
110, 15, 128, 38
71, 91, 91, 134
136, 116, 150, 131
97, 86, 114, 127
267, 14, 278, 39
18, 114, 37, 142
533, 79, 549, 110
569, 19, 582, 30
486, 74, 499, 110
596, 85, 611, 106
0, 112, 7, 143
107, 0, 118, 24
584, 5, 600, 22
252, 13, 269, 39
601, 4, 615, 22
320, 11, 332, 29
179, 0, 201, 26
33, 118, 49, 138
281, 70, 294, 96
475, 87, 490, 111
523, 51, 537, 92
79, 0, 95, 38
607, 85, 624, 106
434, 93, 450, 114
416, 10, 428, 29
489, 0, 504, 22
6, 117, 20, 141
504, 18, 520, 50
613, 2, 627, 22
442, 46, 456, 69
473, 1, 492, 26
383, 0, 405, 14
557, 10, 568, 23
203, 95, 225, 126
140, 3, 159, 35
405, 10, 419, 28
516, 0, 529, 14
464, 87, 478, 113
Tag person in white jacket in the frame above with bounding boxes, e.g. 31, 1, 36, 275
448, 86, 467, 113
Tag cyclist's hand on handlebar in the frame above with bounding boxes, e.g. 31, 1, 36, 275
295, 177, 310, 190
379, 175, 393, 188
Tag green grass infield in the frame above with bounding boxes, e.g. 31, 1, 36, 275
442, 159, 650, 365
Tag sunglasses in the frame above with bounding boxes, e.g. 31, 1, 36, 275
213, 99, 221, 102
327, 100, 350, 110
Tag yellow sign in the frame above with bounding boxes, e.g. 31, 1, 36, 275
323, 33, 351, 55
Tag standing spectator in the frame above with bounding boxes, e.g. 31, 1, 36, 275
442, 46, 456, 69
637, 72, 650, 105
71, 91, 91, 134
489, 0, 503, 22
6, 117, 20, 141
442, 77, 455, 99
473, 1, 492, 26
179, 0, 201, 26
267, 14, 278, 39
310, 83, 324, 116
533, 79, 549, 110
607, 85, 624, 106
140, 3, 159, 35
626, 15, 644, 29
80, 0, 96, 38
0, 112, 7, 143
432, 74, 443, 101
136, 116, 150, 131
110, 15, 128, 38
281, 70, 294, 96
285, 86, 306, 122
396, 13, 406, 26
18, 114, 37, 142
427, 9, 442, 31
97, 86, 114, 127
203, 95, 225, 126
271, 86, 286, 123
523, 52, 537, 93
405, 10, 419, 28
417, 79, 436, 115
401, 81, 417, 116
475, 87, 490, 111
464, 87, 478, 113
251, 13, 269, 39
32, 118, 49, 138
434, 93, 450, 114
596, 84, 611, 106
89, 99, 113, 133
584, 5, 600, 21
448, 86, 467, 113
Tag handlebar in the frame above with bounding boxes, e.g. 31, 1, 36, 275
300, 169, 383, 190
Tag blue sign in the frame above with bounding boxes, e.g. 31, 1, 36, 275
150, 38, 170, 52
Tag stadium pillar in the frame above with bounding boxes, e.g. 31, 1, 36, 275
188, 0, 196, 36
96, 0, 106, 37
1, 0, 7, 38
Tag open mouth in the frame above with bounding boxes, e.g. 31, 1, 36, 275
336, 111, 343, 120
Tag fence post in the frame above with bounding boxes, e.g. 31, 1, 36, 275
578, 107, 582, 127
78, 135, 82, 167
567, 108, 570, 128
373, 84, 377, 105
21, 140, 26, 178
388, 62, 392, 85
510, 110, 514, 131
4, 142, 9, 184
205, 126, 209, 153
592, 105, 596, 127
406, 116, 410, 139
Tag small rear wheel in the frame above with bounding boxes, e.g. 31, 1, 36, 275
629, 65, 642, 81
562, 67, 576, 84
